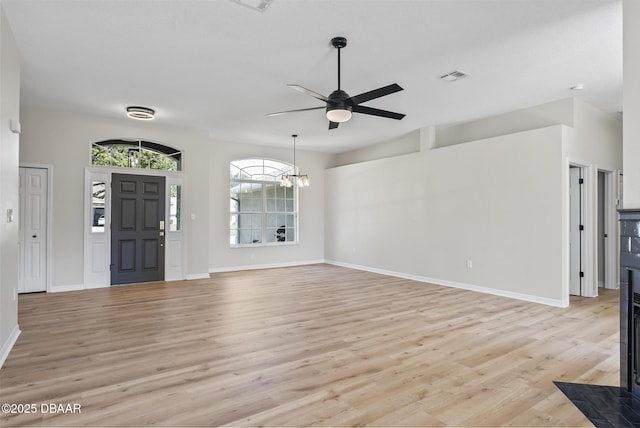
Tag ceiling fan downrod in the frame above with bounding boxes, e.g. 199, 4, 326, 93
331, 37, 347, 91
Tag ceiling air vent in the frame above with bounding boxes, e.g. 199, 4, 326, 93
229, 0, 274, 12
439, 70, 470, 82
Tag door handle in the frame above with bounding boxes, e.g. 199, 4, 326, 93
32, 235, 37, 238
160, 242, 164, 247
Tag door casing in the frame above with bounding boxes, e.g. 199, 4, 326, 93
83, 167, 186, 289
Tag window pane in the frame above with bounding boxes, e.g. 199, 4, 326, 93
264, 183, 276, 198
266, 213, 277, 228
238, 214, 255, 229
276, 225, 287, 242
169, 184, 181, 232
92, 140, 181, 171
239, 229, 253, 244
92, 146, 111, 166
251, 214, 262, 228
230, 198, 239, 212
230, 214, 238, 244
239, 191, 251, 204
286, 215, 295, 227
91, 181, 106, 233
229, 158, 297, 247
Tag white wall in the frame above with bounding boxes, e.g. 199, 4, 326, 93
435, 98, 575, 148
325, 98, 622, 307
18, 106, 331, 286
567, 98, 622, 169
326, 125, 566, 305
331, 130, 421, 167
624, 0, 640, 207
209, 140, 331, 271
19, 107, 214, 286
0, 4, 21, 367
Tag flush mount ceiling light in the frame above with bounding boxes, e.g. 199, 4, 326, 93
280, 134, 309, 188
570, 84, 585, 91
126, 106, 155, 120
229, 0, 274, 12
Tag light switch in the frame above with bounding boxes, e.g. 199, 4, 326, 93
6, 209, 13, 223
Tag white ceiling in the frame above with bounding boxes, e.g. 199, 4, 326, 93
2, 0, 622, 153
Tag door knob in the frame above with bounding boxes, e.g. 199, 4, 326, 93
32, 235, 37, 238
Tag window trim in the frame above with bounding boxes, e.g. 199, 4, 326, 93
230, 158, 298, 247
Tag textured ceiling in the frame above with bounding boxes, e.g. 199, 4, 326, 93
2, 0, 622, 153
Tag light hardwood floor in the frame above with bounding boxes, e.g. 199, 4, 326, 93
0, 264, 619, 427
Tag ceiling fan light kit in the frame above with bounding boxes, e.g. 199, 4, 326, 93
268, 36, 405, 129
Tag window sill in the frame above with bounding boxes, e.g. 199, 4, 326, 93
230, 241, 298, 249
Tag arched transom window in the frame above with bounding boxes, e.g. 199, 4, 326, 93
230, 158, 297, 246
91, 139, 182, 171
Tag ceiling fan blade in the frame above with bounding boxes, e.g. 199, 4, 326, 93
349, 83, 404, 105
287, 84, 329, 102
267, 106, 325, 117
352, 105, 405, 120
328, 121, 339, 130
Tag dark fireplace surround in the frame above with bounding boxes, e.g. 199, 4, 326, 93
619, 209, 640, 396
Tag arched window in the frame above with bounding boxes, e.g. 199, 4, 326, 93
91, 139, 182, 171
230, 158, 297, 246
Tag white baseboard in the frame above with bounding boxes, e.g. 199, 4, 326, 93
185, 273, 211, 280
49, 283, 84, 293
0, 325, 21, 369
209, 259, 325, 273
84, 283, 109, 290
325, 260, 568, 308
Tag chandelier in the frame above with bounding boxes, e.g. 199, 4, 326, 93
280, 134, 310, 188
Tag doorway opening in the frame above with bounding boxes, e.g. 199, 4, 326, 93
569, 165, 583, 296
567, 164, 619, 300
84, 167, 185, 289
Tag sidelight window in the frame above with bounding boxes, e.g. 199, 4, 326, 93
230, 158, 297, 246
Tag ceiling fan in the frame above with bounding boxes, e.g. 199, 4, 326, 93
268, 36, 405, 130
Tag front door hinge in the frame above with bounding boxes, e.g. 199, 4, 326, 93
579, 178, 584, 184
579, 225, 584, 231
580, 271, 584, 278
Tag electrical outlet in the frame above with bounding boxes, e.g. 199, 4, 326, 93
466, 260, 473, 269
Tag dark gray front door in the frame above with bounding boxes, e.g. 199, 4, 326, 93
111, 173, 165, 285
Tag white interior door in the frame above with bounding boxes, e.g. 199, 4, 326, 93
18, 167, 48, 293
569, 166, 582, 296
